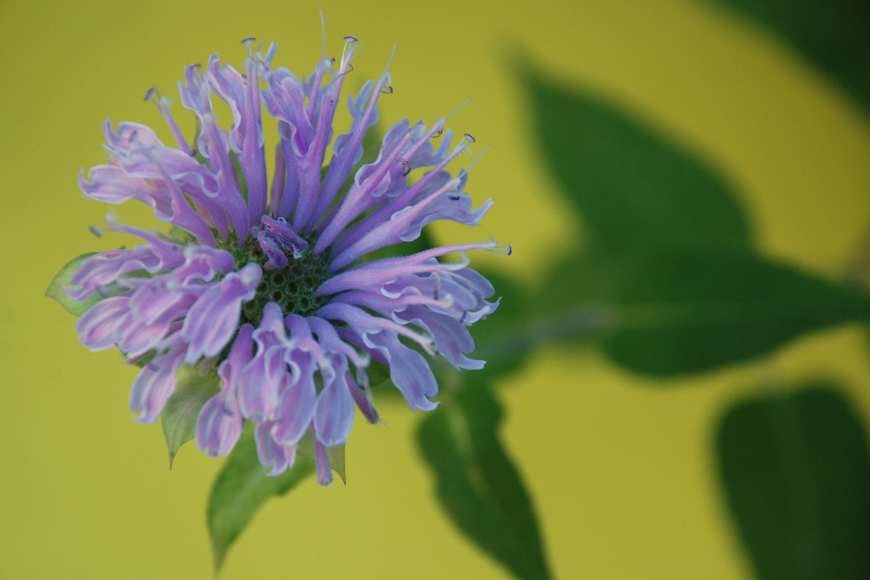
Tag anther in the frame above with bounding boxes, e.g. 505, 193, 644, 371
448, 194, 461, 201
344, 34, 358, 43
399, 160, 411, 176
88, 225, 103, 238
380, 85, 394, 95
432, 128, 444, 139
241, 36, 256, 45
463, 132, 476, 143
143, 86, 158, 102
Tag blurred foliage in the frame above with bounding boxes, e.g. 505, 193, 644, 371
716, 382, 870, 580
523, 65, 753, 253
711, 0, 870, 114
599, 251, 870, 375
414, 53, 870, 578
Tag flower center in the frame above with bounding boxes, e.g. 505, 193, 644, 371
227, 235, 331, 323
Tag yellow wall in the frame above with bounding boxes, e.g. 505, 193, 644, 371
1, 1, 868, 578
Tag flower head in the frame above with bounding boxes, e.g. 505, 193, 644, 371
67, 38, 502, 483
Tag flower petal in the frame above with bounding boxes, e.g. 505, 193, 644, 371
129, 340, 186, 422
363, 331, 439, 411
314, 358, 355, 447
255, 421, 297, 476
182, 263, 261, 363
196, 389, 243, 457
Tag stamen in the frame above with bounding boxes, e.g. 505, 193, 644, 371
344, 34, 358, 43
143, 86, 158, 102
384, 43, 398, 74
241, 37, 257, 58
462, 144, 491, 173
463, 132, 476, 143
319, 9, 328, 59
380, 84, 394, 95
88, 225, 103, 238
446, 97, 471, 122
337, 33, 357, 73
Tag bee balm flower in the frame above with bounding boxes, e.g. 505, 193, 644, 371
63, 38, 502, 483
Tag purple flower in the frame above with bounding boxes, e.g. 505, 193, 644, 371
65, 37, 504, 482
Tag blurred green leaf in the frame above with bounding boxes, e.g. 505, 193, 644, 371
161, 368, 220, 468
711, 0, 870, 114
716, 381, 870, 580
471, 269, 535, 379
601, 251, 870, 375
417, 375, 552, 580
529, 251, 629, 349
46, 253, 99, 316
522, 65, 752, 252
208, 428, 314, 571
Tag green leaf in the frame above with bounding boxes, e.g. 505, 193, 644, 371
711, 0, 870, 114
207, 428, 314, 571
471, 269, 537, 379
522, 64, 752, 252
601, 251, 870, 376
485, 250, 870, 377
160, 368, 220, 467
46, 253, 99, 315
521, 251, 624, 351
715, 381, 870, 580
417, 376, 552, 580
326, 445, 346, 484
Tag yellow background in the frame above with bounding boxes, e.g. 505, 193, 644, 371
1, 0, 869, 578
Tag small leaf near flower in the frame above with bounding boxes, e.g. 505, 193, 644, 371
161, 367, 221, 468
417, 375, 552, 580
208, 428, 314, 572
45, 253, 99, 316
296, 431, 347, 484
